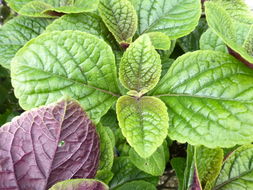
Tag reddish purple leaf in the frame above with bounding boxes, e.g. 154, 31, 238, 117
50, 179, 108, 190
0, 99, 100, 190
191, 168, 202, 190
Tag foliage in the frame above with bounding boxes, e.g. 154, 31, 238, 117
1, 0, 253, 189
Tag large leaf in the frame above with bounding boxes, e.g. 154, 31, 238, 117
0, 99, 100, 189
195, 146, 223, 190
5, 0, 99, 17
109, 157, 158, 189
153, 50, 253, 148
0, 16, 51, 69
45, 12, 118, 50
50, 179, 108, 190
119, 34, 161, 95
129, 142, 168, 176
131, 0, 201, 39
214, 145, 253, 190
11, 31, 120, 123
98, 0, 137, 44
199, 28, 227, 53
116, 95, 168, 158
205, 1, 253, 66
115, 180, 156, 190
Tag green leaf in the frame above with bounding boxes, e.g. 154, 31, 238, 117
11, 31, 119, 123
96, 170, 114, 184
205, 1, 253, 65
153, 50, 253, 148
49, 179, 109, 190
0, 16, 51, 69
119, 34, 161, 94
97, 124, 114, 171
183, 145, 195, 190
5, 0, 99, 17
171, 157, 186, 190
115, 180, 156, 190
109, 157, 159, 189
116, 96, 169, 158
129, 142, 168, 176
45, 12, 119, 50
178, 18, 208, 52
98, 0, 137, 44
131, 0, 201, 39
161, 58, 174, 78
195, 146, 223, 190
214, 145, 253, 190
200, 28, 228, 53
145, 32, 171, 50
243, 25, 253, 56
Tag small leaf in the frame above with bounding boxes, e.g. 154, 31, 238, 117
11, 31, 119, 123
119, 34, 161, 94
171, 157, 186, 190
145, 32, 171, 50
214, 145, 253, 190
243, 25, 253, 56
129, 142, 168, 176
116, 95, 168, 158
115, 180, 156, 190
49, 179, 108, 190
0, 99, 100, 189
5, 0, 99, 17
191, 167, 202, 190
96, 170, 114, 184
0, 16, 51, 69
98, 0, 137, 44
200, 28, 228, 53
131, 0, 201, 39
109, 157, 159, 189
153, 50, 253, 148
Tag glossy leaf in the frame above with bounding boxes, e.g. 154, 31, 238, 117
195, 146, 223, 190
129, 142, 168, 176
115, 180, 156, 190
50, 179, 108, 190
109, 157, 158, 189
146, 32, 171, 50
0, 99, 100, 189
98, 0, 137, 44
214, 145, 253, 190
0, 16, 51, 69
119, 34, 161, 94
132, 0, 201, 39
153, 50, 253, 148
11, 31, 119, 123
5, 0, 99, 17
45, 12, 118, 50
200, 28, 227, 53
116, 96, 169, 158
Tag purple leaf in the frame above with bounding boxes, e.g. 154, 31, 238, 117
50, 179, 108, 190
191, 168, 202, 190
0, 99, 100, 190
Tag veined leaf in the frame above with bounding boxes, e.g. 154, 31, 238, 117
5, 0, 99, 17
109, 157, 158, 189
119, 34, 161, 95
45, 12, 119, 50
131, 0, 201, 39
116, 96, 168, 158
98, 0, 137, 44
11, 31, 119, 123
214, 145, 253, 190
0, 16, 51, 69
200, 28, 228, 53
0, 99, 100, 189
50, 179, 108, 190
145, 32, 171, 50
129, 142, 168, 176
115, 180, 156, 190
153, 50, 253, 148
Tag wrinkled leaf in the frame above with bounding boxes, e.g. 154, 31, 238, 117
0, 99, 100, 189
145, 32, 171, 50
50, 179, 108, 190
153, 50, 253, 148
119, 34, 161, 95
132, 0, 201, 39
11, 31, 119, 123
99, 0, 137, 44
0, 16, 51, 69
116, 96, 168, 158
